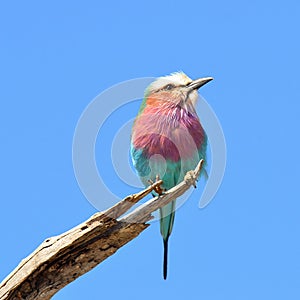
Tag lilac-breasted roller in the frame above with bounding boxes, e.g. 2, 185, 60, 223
130, 72, 213, 279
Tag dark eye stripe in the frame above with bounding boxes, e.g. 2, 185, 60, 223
164, 84, 175, 90
152, 83, 186, 93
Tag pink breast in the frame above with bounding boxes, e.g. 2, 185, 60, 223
132, 105, 205, 161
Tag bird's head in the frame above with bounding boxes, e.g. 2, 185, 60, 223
145, 72, 213, 110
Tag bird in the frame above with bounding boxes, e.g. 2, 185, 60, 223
130, 72, 213, 279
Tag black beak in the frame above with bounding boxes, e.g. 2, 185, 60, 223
187, 77, 213, 90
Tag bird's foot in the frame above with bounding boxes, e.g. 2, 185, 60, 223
148, 175, 165, 195
184, 170, 197, 188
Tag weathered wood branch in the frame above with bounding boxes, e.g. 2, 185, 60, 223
0, 160, 203, 300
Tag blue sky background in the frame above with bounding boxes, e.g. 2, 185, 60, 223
1, 1, 300, 299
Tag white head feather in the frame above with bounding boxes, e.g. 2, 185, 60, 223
146, 72, 199, 108
148, 72, 193, 93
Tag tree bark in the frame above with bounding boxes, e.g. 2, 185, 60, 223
0, 160, 203, 300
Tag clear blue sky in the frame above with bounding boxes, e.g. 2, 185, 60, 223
1, 1, 300, 299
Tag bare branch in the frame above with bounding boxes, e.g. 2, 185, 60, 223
103, 179, 163, 219
0, 160, 203, 300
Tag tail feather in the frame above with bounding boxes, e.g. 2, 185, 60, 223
163, 238, 169, 280
160, 201, 176, 280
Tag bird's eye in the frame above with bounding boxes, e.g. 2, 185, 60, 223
164, 84, 174, 90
